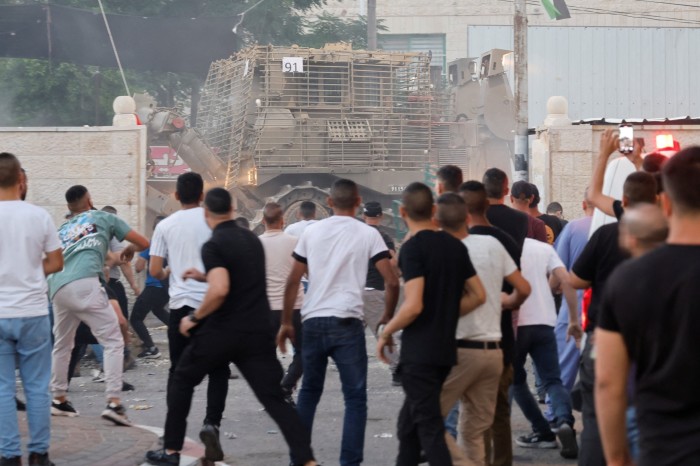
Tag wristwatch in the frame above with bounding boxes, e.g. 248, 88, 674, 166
188, 313, 201, 323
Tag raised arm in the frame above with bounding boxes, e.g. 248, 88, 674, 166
120, 230, 150, 262
589, 129, 620, 217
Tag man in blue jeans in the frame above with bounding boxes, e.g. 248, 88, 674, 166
513, 238, 581, 460
0, 152, 64, 466
278, 179, 399, 466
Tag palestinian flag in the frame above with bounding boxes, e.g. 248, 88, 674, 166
542, 0, 571, 20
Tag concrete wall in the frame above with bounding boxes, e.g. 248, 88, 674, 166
532, 123, 700, 220
314, 0, 700, 63
0, 126, 148, 232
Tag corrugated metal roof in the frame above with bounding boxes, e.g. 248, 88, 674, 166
467, 26, 700, 126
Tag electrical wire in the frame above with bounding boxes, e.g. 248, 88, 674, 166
633, 0, 700, 9
96, 0, 129, 95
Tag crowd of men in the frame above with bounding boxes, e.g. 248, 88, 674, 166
1, 131, 699, 466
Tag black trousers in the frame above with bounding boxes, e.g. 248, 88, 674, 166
130, 286, 169, 348
396, 363, 453, 466
270, 309, 303, 392
108, 278, 128, 319
167, 306, 229, 427
163, 324, 315, 464
578, 334, 606, 466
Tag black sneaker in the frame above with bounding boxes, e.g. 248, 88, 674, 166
556, 422, 579, 459
199, 423, 224, 461
122, 381, 135, 392
145, 449, 180, 466
16, 397, 26, 412
515, 431, 557, 449
391, 369, 402, 387
101, 402, 132, 426
281, 387, 296, 407
137, 347, 161, 359
0, 456, 21, 466
28, 452, 55, 466
51, 399, 79, 417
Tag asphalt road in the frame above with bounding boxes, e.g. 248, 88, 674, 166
65, 315, 580, 466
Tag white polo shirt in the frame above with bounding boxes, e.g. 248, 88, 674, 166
293, 216, 389, 321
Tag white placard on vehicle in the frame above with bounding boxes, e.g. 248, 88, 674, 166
282, 57, 304, 73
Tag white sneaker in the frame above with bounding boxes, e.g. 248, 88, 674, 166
101, 402, 132, 426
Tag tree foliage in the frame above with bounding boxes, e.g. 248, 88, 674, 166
0, 0, 394, 126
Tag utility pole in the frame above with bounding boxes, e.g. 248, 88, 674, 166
367, 0, 377, 50
513, 0, 529, 182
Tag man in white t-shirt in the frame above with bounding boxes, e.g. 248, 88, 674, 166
284, 201, 318, 238
277, 179, 399, 466
0, 153, 64, 466
435, 193, 531, 465
149, 172, 230, 462
513, 238, 580, 459
259, 202, 305, 404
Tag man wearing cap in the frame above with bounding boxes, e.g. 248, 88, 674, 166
362, 201, 398, 385
510, 181, 549, 243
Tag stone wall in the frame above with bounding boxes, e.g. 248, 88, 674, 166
532, 124, 700, 221
0, 126, 148, 232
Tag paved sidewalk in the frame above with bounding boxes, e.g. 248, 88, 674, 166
17, 416, 225, 466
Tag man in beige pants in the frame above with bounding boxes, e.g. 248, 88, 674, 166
436, 193, 530, 465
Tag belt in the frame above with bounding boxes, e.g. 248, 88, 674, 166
457, 340, 501, 350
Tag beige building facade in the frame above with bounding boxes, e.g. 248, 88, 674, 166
314, 0, 700, 63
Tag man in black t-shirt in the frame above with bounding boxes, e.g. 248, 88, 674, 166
596, 148, 700, 466
570, 171, 657, 466
145, 189, 316, 466
377, 183, 485, 466
481, 169, 528, 466
529, 184, 563, 242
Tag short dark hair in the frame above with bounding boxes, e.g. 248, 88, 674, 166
662, 146, 700, 215
330, 179, 359, 210
204, 187, 232, 215
0, 152, 21, 188
459, 180, 489, 215
437, 165, 463, 193
623, 171, 657, 207
482, 168, 508, 199
299, 201, 316, 219
436, 193, 467, 231
234, 217, 250, 229
401, 182, 434, 221
153, 215, 166, 229
642, 152, 668, 174
65, 185, 88, 205
263, 202, 284, 225
101, 205, 117, 215
510, 180, 535, 202
176, 172, 204, 205
546, 201, 563, 214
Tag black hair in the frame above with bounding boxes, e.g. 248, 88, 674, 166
204, 187, 232, 215
482, 167, 508, 199
459, 180, 489, 215
0, 152, 21, 188
529, 184, 541, 208
623, 171, 657, 206
330, 179, 359, 210
662, 146, 700, 215
401, 182, 434, 221
101, 205, 117, 214
299, 201, 316, 219
65, 185, 88, 204
546, 201, 563, 214
437, 165, 464, 193
176, 172, 204, 205
436, 193, 467, 231
234, 217, 250, 229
